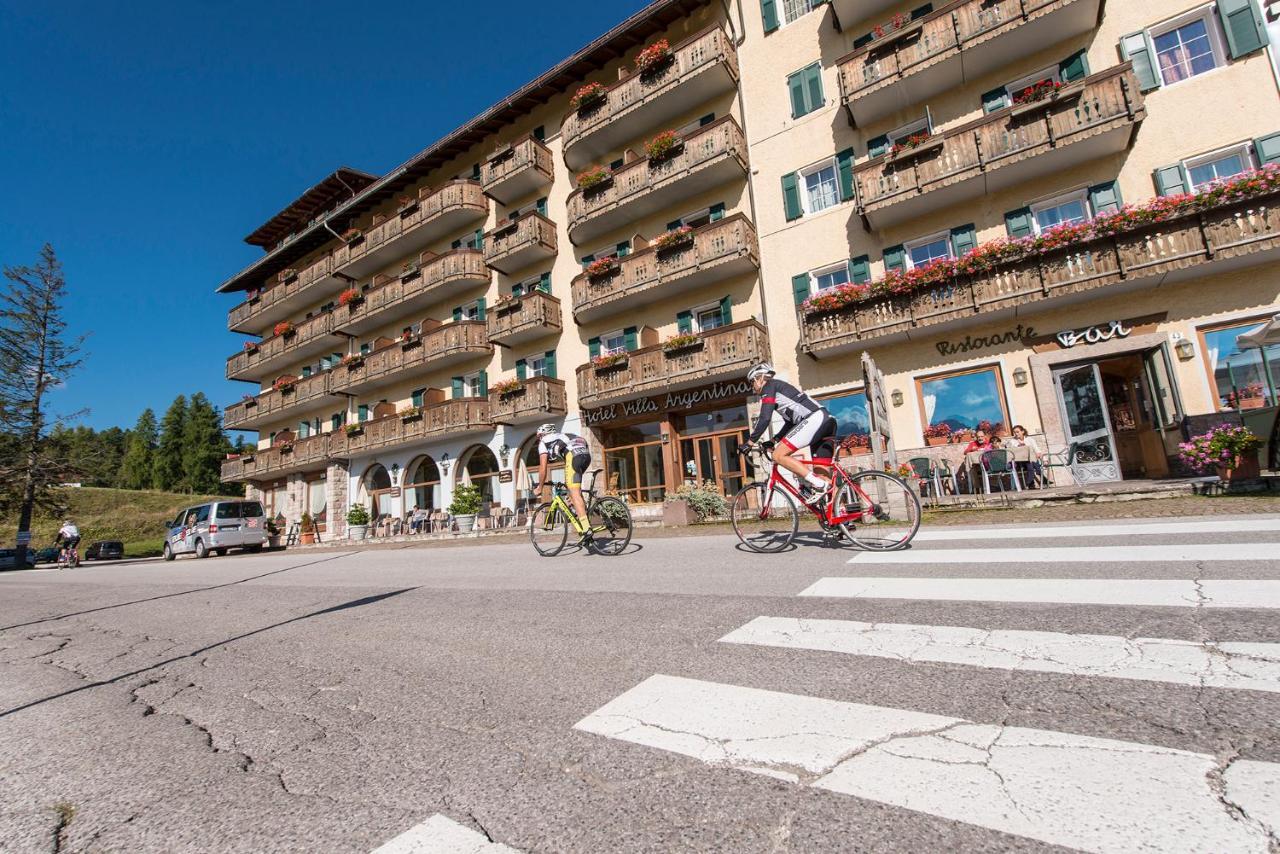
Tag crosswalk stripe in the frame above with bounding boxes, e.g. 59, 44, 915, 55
371, 814, 520, 853
845, 543, 1278, 564
913, 518, 1280, 541
575, 675, 1279, 853
720, 616, 1280, 693
799, 577, 1280, 608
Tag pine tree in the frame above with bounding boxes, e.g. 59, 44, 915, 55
152, 395, 187, 491
182, 393, 226, 494
118, 408, 157, 490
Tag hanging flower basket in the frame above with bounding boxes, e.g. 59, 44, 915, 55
273, 320, 294, 337
341, 227, 363, 244
592, 352, 628, 371
576, 165, 612, 191
634, 39, 672, 76
653, 225, 695, 253
1013, 79, 1063, 106
272, 377, 296, 393
344, 423, 364, 436
491, 378, 523, 397
570, 82, 606, 112
338, 287, 363, 307
662, 333, 702, 355
399, 405, 424, 421
644, 130, 683, 163
585, 257, 619, 279
341, 353, 364, 369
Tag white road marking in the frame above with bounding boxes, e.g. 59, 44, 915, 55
720, 616, 1280, 692
799, 577, 1280, 609
372, 814, 519, 853
913, 518, 1280, 541
846, 543, 1280, 564
575, 675, 1280, 853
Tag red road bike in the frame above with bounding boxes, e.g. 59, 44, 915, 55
730, 440, 920, 553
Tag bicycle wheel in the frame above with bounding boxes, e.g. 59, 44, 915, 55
529, 503, 569, 557
835, 470, 920, 551
586, 496, 632, 556
730, 482, 799, 553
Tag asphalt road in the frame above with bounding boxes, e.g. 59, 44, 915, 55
2, 514, 1279, 853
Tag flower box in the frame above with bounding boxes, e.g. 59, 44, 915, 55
397, 194, 418, 214
1012, 79, 1064, 107
491, 379, 523, 397
570, 82, 606, 112
644, 130, 683, 163
278, 267, 298, 283
341, 227, 363, 245
889, 132, 936, 160
585, 257, 619, 279
662, 333, 702, 354
653, 225, 695, 253
338, 288, 363, 307
399, 405, 423, 421
277, 441, 294, 453
273, 321, 294, 337
592, 352, 628, 371
400, 262, 421, 280
634, 38, 671, 76
272, 378, 296, 393
576, 166, 612, 191
341, 354, 364, 368
926, 436, 950, 447
344, 423, 364, 437
869, 11, 911, 42
243, 340, 259, 353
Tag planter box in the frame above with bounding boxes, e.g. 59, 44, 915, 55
662, 499, 695, 527
926, 436, 950, 446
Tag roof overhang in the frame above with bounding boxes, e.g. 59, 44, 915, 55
243, 168, 377, 249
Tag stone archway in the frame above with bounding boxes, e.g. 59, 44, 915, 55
457, 444, 501, 508
359, 463, 394, 519
404, 454, 441, 513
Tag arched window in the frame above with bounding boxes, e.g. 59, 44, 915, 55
404, 455, 441, 512
360, 463, 394, 518
458, 445, 501, 507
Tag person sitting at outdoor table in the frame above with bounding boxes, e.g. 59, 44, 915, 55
1003, 424, 1044, 488
409, 505, 427, 534
963, 428, 996, 454
958, 428, 996, 493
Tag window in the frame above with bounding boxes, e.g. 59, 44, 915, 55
526, 354, 548, 377
1152, 12, 1222, 85
781, 0, 818, 25
1186, 143, 1252, 189
802, 160, 839, 214
811, 262, 851, 294
889, 116, 930, 146
787, 62, 824, 118
1032, 190, 1090, 233
694, 305, 725, 332
905, 232, 952, 269
821, 389, 871, 442
916, 367, 1010, 439
462, 372, 483, 397
1198, 319, 1280, 410
459, 302, 481, 321
601, 330, 628, 355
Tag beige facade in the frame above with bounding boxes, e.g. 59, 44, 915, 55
217, 0, 1280, 529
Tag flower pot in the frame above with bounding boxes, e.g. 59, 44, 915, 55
1217, 455, 1261, 482
454, 514, 476, 533
1239, 397, 1265, 410
926, 436, 950, 447
348, 524, 368, 541
662, 499, 695, 527
267, 535, 282, 549
300, 531, 315, 545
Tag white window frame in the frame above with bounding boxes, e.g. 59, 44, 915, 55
1002, 65, 1061, 104
525, 354, 548, 377
459, 303, 481, 321
1183, 141, 1255, 190
674, 206, 712, 228
810, 261, 851, 294
779, 0, 818, 27
1148, 4, 1228, 88
799, 157, 840, 215
462, 372, 483, 397
1030, 188, 1091, 234
601, 329, 627, 355
691, 301, 725, 332
905, 231, 953, 270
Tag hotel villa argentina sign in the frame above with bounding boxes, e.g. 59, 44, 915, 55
581, 380, 753, 426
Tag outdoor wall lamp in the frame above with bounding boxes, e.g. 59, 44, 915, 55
390, 463, 400, 484
890, 389, 904, 407
439, 453, 451, 475
1175, 338, 1196, 360
498, 444, 510, 466
1012, 367, 1029, 387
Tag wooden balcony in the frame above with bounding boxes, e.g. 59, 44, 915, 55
567, 116, 748, 245
482, 135, 554, 205
331, 322, 492, 396
576, 319, 769, 408
830, 0, 899, 32
483, 212, 558, 275
562, 25, 740, 171
221, 433, 331, 483
335, 250, 489, 335
226, 312, 344, 383
490, 376, 568, 425
837, 0, 1102, 127
801, 193, 1280, 357
328, 398, 493, 458
223, 371, 337, 431
571, 215, 759, 324
853, 65, 1143, 229
487, 289, 562, 347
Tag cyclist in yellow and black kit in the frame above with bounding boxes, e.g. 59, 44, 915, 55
535, 423, 592, 531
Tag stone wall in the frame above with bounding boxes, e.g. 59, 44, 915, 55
326, 460, 349, 538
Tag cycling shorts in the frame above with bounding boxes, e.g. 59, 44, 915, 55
61, 536, 80, 551
565, 453, 591, 490
779, 409, 835, 453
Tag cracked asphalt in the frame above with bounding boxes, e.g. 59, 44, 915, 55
1, 513, 1278, 853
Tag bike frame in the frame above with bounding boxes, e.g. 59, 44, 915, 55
546, 489, 591, 534
756, 453, 871, 527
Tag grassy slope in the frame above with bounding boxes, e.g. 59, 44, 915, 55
3, 487, 240, 558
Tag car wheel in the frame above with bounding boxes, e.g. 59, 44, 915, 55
195, 539, 208, 559
163, 543, 175, 561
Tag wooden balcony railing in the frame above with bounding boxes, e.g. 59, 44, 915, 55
566, 116, 748, 239
482, 135, 554, 204
226, 311, 335, 380
330, 180, 488, 272
331, 322, 491, 392
853, 65, 1142, 217
487, 290, 562, 344
335, 250, 488, 332
490, 376, 568, 424
224, 371, 332, 430
561, 25, 740, 168
327, 399, 493, 457
576, 319, 770, 408
483, 212, 558, 273
800, 192, 1280, 356
220, 432, 331, 483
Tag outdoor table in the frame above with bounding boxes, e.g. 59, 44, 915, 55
962, 451, 989, 493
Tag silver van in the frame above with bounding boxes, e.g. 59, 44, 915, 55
163, 500, 268, 561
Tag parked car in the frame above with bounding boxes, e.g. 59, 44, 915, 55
84, 540, 125, 561
164, 499, 268, 561
0, 548, 36, 571
33, 546, 61, 564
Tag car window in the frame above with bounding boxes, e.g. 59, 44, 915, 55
240, 501, 264, 517
193, 505, 211, 523
215, 502, 241, 519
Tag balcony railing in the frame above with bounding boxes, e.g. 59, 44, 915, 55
327, 398, 493, 457
482, 135, 554, 205
852, 65, 1143, 228
576, 319, 769, 408
220, 432, 331, 483
335, 250, 489, 335
571, 214, 759, 323
331, 322, 491, 395
483, 212, 558, 275
837, 0, 1101, 126
830, 0, 901, 30
226, 311, 341, 382
487, 289, 562, 346
562, 25, 740, 170
490, 376, 568, 425
224, 371, 334, 431
566, 117, 748, 245
800, 193, 1280, 357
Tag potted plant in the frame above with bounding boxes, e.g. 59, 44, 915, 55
585, 256, 619, 279
338, 287, 363, 307
1178, 424, 1262, 482
401, 260, 421, 279
644, 130, 682, 163
569, 81, 606, 112
491, 378, 523, 397
241, 394, 256, 406
243, 340, 259, 354
576, 165, 612, 191
889, 131, 933, 159
278, 267, 298, 283
924, 423, 952, 446
341, 353, 364, 369
344, 422, 364, 436
273, 320, 294, 337
661, 332, 702, 355
341, 227, 363, 244
634, 38, 671, 76
448, 484, 484, 533
592, 352, 628, 371
346, 504, 371, 541
663, 482, 727, 527
653, 225, 695, 253
299, 513, 316, 545
265, 517, 282, 549
399, 404, 423, 421
272, 377, 296, 393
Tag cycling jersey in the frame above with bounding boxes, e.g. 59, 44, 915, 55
749, 378, 825, 442
58, 524, 80, 541
538, 432, 589, 462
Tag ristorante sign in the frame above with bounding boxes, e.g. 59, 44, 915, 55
581, 380, 753, 426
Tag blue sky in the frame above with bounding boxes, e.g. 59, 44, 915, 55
0, 0, 647, 431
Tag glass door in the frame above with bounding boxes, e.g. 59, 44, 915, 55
1142, 345, 1182, 430
1053, 363, 1121, 483
679, 429, 748, 495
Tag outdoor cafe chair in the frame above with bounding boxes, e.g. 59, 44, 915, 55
983, 449, 1021, 495
907, 457, 944, 505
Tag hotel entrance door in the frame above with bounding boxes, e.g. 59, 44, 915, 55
679, 429, 749, 495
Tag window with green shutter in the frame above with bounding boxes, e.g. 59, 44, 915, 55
781, 172, 803, 221
331, 414, 341, 430
452, 306, 463, 322
412, 388, 424, 408
588, 337, 601, 358
477, 370, 488, 397
1218, 0, 1267, 58
544, 350, 557, 379
719, 295, 733, 327
358, 404, 369, 421
848, 255, 870, 283
1120, 32, 1160, 91
677, 310, 693, 334
1153, 164, 1190, 196
1255, 132, 1280, 165
301, 366, 311, 378
624, 326, 638, 351
868, 135, 890, 159
883, 245, 906, 272
451, 377, 464, 399
787, 62, 824, 119
538, 271, 551, 292
1058, 48, 1090, 82
474, 297, 486, 321
761, 0, 779, 33
516, 359, 527, 381
949, 224, 977, 257
1004, 207, 1033, 238
1088, 181, 1123, 215
792, 273, 811, 306
536, 197, 548, 216
836, 148, 855, 203
709, 202, 725, 222
982, 87, 1010, 113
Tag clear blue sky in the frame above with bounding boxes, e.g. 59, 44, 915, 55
0, 0, 647, 431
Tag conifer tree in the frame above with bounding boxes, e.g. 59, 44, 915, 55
182, 393, 227, 494
152, 395, 188, 491
118, 408, 157, 490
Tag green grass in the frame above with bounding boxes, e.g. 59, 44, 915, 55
3, 487, 241, 559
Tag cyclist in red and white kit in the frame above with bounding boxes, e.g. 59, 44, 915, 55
742, 363, 837, 502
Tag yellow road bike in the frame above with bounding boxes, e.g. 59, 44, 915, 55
529, 471, 633, 557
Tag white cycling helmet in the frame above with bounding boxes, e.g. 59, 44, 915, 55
746, 362, 775, 382
536, 423, 558, 436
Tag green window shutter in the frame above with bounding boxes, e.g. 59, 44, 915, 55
709, 202, 725, 222
787, 69, 807, 119
475, 296, 486, 321
982, 87, 1009, 113
1088, 181, 1123, 215
516, 359, 527, 381
868, 135, 890, 158
616, 241, 630, 257
536, 197, 548, 216
471, 163, 481, 180
1120, 32, 1160, 91
1153, 164, 1190, 196
588, 337, 601, 358
848, 255, 870, 283
699, 113, 715, 126
1219, 0, 1267, 58
624, 326, 638, 351
477, 370, 488, 397
512, 283, 524, 298
781, 172, 802, 221
331, 414, 341, 430
452, 306, 462, 322
911, 4, 933, 19
719, 295, 733, 326
676, 310, 693, 334
805, 64, 824, 114
836, 147, 856, 203
580, 253, 595, 265
451, 377, 463, 399
1254, 132, 1280, 165
411, 388, 424, 407
666, 218, 683, 231
1058, 48, 1090, 82
301, 365, 311, 378
792, 273, 811, 306
761, 0, 779, 33
299, 421, 309, 438
473, 228, 484, 250
853, 32, 874, 49
1004, 207, 1033, 238
360, 342, 370, 356
883, 244, 906, 272
950, 224, 977, 257
544, 350, 557, 379
358, 404, 368, 421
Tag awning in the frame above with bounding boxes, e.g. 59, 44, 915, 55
1236, 314, 1280, 349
